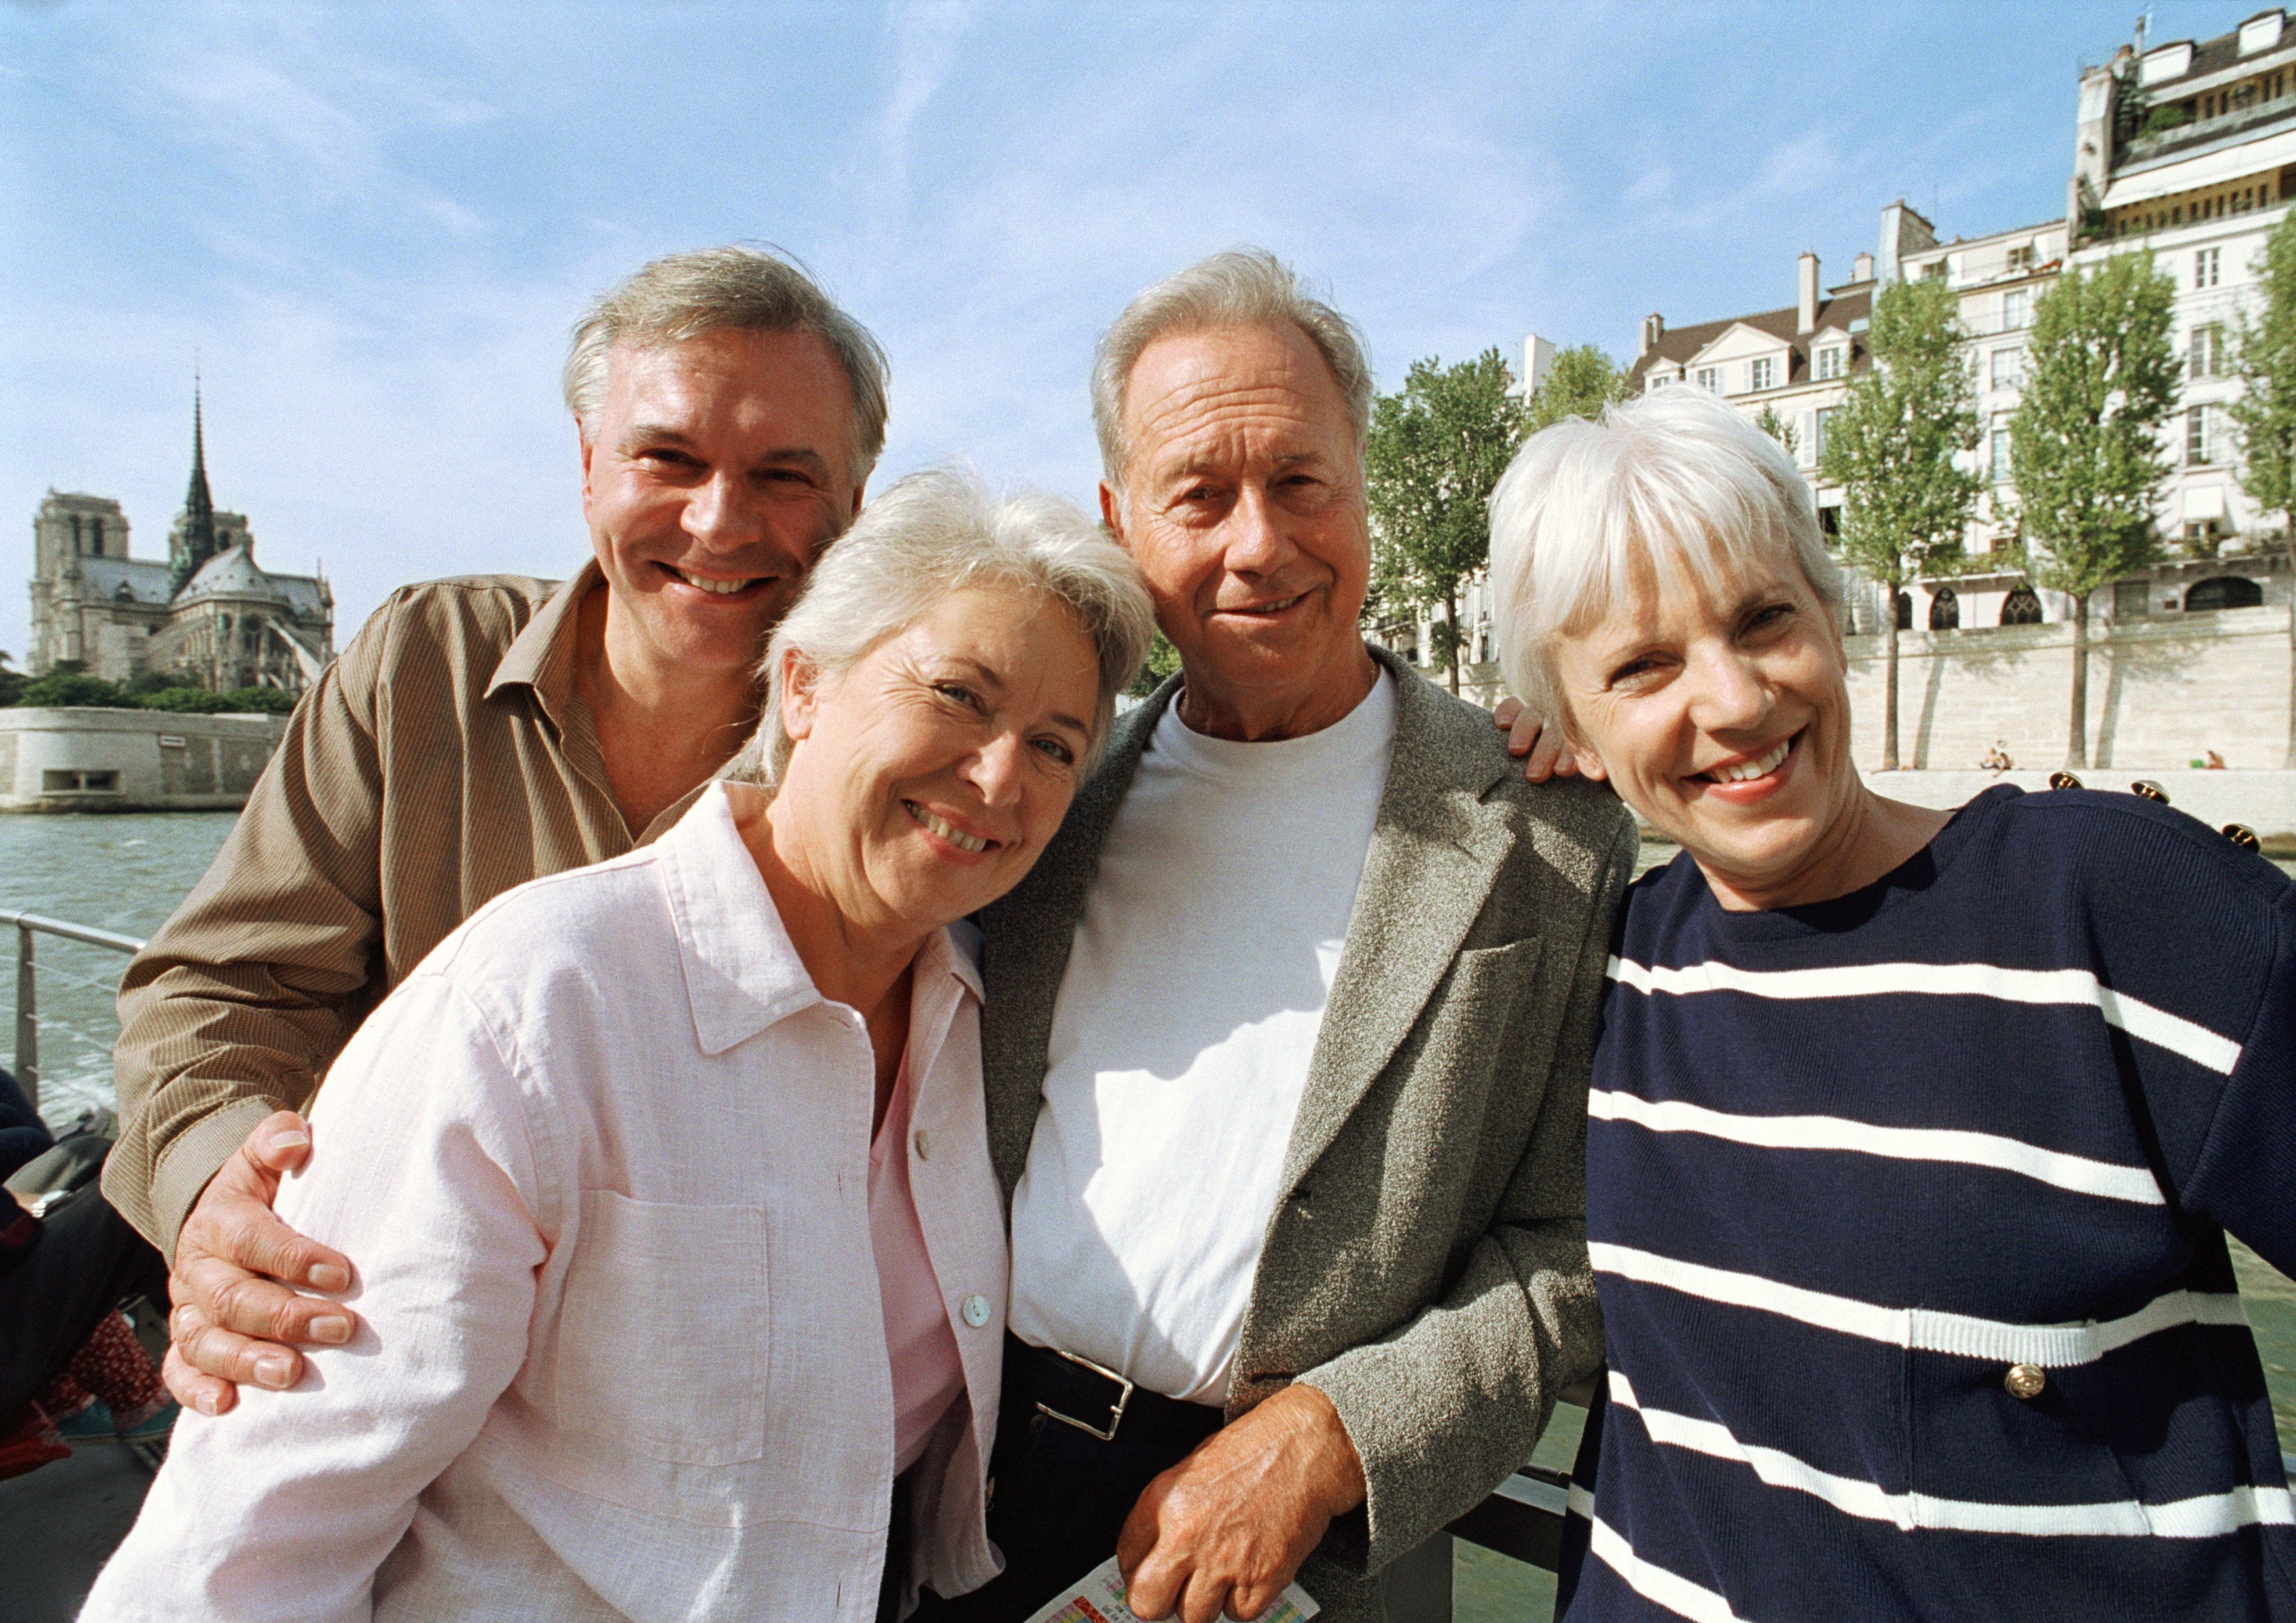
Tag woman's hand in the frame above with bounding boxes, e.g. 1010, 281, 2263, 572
1492, 696, 1592, 782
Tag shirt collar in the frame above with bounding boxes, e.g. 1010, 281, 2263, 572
656, 783, 982, 1056
484, 559, 601, 722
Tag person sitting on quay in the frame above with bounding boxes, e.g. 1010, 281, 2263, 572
81, 469, 1155, 1619
1487, 385, 2296, 1620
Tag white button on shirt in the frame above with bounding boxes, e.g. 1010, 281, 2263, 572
85, 786, 1009, 1623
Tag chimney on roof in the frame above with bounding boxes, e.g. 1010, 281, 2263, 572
1797, 252, 1820, 335
1641, 312, 1664, 355
1853, 251, 1874, 283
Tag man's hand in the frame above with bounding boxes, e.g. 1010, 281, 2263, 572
1492, 697, 1604, 783
164, 1110, 358, 1416
1117, 1384, 1367, 1623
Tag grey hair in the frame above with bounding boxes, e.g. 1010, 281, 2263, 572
733, 466, 1157, 785
1488, 386, 1845, 730
562, 246, 891, 486
1090, 248, 1374, 490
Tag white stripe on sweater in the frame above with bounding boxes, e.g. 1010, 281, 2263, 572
1607, 1370, 2296, 1538
1583, 1508, 1748, 1623
1588, 1241, 2249, 1366
1587, 1089, 2165, 1205
1605, 956, 2242, 1075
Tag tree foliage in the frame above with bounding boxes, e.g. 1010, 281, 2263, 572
2008, 249, 2179, 765
1522, 344, 1628, 434
1124, 628, 1182, 700
1818, 275, 1984, 769
2229, 204, 2296, 766
1364, 348, 1528, 691
4, 669, 299, 713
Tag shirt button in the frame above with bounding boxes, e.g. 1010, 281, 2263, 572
2005, 1363, 2047, 1400
962, 1294, 992, 1328
914, 1128, 930, 1161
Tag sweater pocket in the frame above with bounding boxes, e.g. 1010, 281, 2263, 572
550, 1189, 768, 1465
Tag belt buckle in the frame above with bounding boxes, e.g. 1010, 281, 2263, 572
1036, 1347, 1135, 1442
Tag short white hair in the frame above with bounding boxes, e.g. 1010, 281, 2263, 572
1488, 387, 1844, 727
1091, 249, 1372, 488
734, 467, 1157, 785
563, 246, 891, 487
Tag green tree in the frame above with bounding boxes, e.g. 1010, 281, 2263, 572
2228, 204, 2296, 766
219, 687, 298, 715
1365, 349, 1528, 693
2008, 250, 2179, 768
1753, 404, 1801, 461
1818, 276, 1983, 770
1523, 344, 1628, 433
18, 670, 129, 708
1124, 628, 1181, 700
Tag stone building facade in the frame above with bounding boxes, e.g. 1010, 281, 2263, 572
28, 397, 333, 690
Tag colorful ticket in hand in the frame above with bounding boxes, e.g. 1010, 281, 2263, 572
1020, 1556, 1320, 1623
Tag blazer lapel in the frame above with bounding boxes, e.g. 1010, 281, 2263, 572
978, 678, 1174, 1200
1278, 651, 1515, 1192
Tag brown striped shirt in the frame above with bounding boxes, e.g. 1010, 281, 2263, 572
103, 563, 725, 1255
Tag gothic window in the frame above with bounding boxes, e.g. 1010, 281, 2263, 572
1894, 592, 1912, 630
90, 518, 105, 554
2000, 584, 2044, 625
69, 516, 82, 554
2184, 576, 2263, 611
1928, 588, 1960, 630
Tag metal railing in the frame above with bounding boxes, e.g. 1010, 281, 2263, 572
0, 908, 146, 1112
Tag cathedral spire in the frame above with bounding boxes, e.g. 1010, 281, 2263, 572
170, 375, 220, 595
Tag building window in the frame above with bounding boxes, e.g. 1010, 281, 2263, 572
2185, 576, 2263, 611
1814, 406, 1836, 463
2187, 404, 2215, 464
1921, 262, 1946, 281
2197, 247, 2221, 288
1893, 592, 1913, 631
2191, 323, 2228, 378
2006, 244, 2037, 272
41, 770, 120, 793
1749, 357, 1776, 392
1648, 374, 1671, 391
1929, 588, 1960, 630
1696, 366, 1720, 393
2001, 584, 2045, 625
1816, 346, 1843, 380
1989, 347, 2024, 389
2001, 289, 2032, 330
1991, 426, 2013, 483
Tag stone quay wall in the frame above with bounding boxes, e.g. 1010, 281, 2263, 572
0, 707, 287, 812
1843, 604, 2291, 773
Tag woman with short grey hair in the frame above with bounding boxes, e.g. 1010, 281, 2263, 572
88, 469, 1155, 1623
1488, 386, 2296, 1621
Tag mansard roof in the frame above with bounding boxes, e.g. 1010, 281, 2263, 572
1626, 287, 1873, 391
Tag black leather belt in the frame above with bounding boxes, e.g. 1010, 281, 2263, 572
1007, 1335, 1225, 1455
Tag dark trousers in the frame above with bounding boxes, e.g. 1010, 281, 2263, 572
0, 1180, 169, 1421
0, 1065, 52, 1181
943, 1340, 1223, 1622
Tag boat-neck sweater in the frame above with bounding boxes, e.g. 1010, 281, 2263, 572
1558, 784, 2296, 1622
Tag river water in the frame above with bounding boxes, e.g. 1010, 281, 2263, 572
9, 815, 2296, 1618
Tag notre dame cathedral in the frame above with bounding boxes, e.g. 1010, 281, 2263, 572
27, 393, 334, 691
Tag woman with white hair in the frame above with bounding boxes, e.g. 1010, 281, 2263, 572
84, 469, 1157, 1623
1487, 388, 2296, 1620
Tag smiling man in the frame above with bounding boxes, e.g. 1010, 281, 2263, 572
102, 248, 886, 1412
964, 251, 1636, 1623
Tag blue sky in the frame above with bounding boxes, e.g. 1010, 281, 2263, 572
0, 0, 2240, 661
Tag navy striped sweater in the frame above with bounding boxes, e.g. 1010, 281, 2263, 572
1556, 785, 2296, 1622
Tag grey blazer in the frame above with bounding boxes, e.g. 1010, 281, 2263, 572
978, 647, 1637, 1620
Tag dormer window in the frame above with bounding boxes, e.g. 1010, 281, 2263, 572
1816, 346, 1844, 381
2006, 244, 2036, 273
1749, 357, 1776, 392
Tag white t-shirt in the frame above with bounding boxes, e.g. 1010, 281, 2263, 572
1007, 671, 1396, 1403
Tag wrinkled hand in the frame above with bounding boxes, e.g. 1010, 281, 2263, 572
1117, 1384, 1367, 1623
164, 1110, 357, 1416
1492, 697, 1604, 782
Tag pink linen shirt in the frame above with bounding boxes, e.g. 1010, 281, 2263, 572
83, 784, 1009, 1622
872, 1055, 968, 1474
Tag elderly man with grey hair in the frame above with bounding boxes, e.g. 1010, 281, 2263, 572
961, 251, 1634, 1623
104, 246, 888, 1417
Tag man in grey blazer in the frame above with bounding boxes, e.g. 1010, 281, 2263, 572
963, 251, 1635, 1623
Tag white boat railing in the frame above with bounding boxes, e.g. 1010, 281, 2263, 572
0, 909, 146, 1113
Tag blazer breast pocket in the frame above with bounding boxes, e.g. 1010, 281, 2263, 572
552, 1189, 768, 1465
